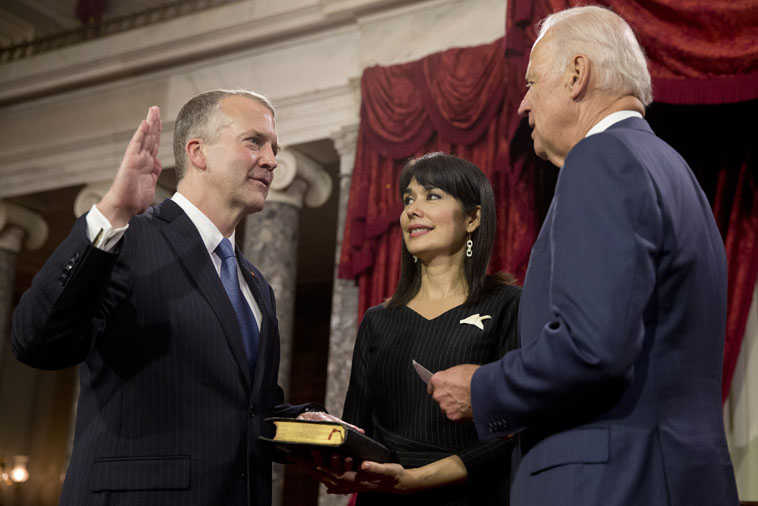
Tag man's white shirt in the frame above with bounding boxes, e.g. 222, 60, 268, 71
585, 110, 643, 137
86, 193, 263, 331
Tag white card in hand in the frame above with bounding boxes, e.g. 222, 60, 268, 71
412, 359, 434, 385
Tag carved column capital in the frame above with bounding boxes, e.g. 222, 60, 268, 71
0, 201, 48, 252
267, 148, 332, 209
74, 181, 173, 218
0, 226, 25, 254
330, 124, 359, 178
73, 182, 111, 218
331, 124, 359, 158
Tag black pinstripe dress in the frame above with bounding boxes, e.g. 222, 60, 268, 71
343, 284, 520, 505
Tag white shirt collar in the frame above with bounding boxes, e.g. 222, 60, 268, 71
585, 110, 643, 138
171, 192, 235, 256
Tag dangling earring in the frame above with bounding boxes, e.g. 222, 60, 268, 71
466, 234, 473, 258
413, 255, 418, 263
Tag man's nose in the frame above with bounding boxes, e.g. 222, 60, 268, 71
517, 95, 529, 116
260, 144, 277, 170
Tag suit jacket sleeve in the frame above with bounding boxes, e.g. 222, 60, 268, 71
471, 134, 662, 438
264, 282, 323, 418
12, 214, 129, 370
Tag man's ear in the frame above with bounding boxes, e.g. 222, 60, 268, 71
466, 206, 481, 233
187, 139, 206, 170
567, 54, 590, 100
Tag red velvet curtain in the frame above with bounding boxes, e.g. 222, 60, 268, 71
506, 0, 758, 105
338, 38, 539, 317
506, 0, 758, 403
714, 163, 758, 401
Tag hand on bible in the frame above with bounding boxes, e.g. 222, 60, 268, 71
296, 411, 365, 434
98, 106, 163, 227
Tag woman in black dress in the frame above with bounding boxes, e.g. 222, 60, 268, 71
317, 153, 520, 505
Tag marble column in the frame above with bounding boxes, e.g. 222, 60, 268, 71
0, 201, 48, 360
0, 201, 47, 483
0, 227, 23, 363
320, 124, 359, 506
240, 148, 332, 506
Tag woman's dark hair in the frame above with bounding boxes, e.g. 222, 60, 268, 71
387, 152, 512, 309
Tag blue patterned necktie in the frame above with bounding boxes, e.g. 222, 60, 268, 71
215, 238, 259, 373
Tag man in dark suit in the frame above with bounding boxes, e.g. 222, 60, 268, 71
428, 6, 740, 505
12, 90, 322, 505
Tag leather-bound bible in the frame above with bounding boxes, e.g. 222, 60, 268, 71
259, 418, 394, 463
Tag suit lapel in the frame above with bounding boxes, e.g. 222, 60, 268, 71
238, 256, 275, 396
155, 200, 252, 388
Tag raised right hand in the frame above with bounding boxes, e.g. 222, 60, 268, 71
97, 106, 162, 227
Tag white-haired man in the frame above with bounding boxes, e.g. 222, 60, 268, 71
428, 6, 739, 505
12, 90, 327, 506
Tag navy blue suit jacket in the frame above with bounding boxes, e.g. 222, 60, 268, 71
12, 199, 310, 506
471, 118, 739, 505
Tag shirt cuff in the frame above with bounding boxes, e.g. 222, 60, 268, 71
86, 204, 128, 251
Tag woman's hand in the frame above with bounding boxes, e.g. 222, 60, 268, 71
317, 454, 467, 495
316, 458, 417, 495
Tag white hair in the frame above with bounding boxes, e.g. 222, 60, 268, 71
537, 5, 653, 106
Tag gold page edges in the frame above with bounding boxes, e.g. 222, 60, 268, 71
273, 421, 346, 445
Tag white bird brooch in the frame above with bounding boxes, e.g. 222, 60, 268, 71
459, 314, 492, 330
